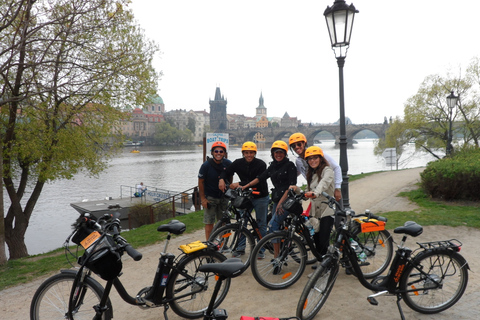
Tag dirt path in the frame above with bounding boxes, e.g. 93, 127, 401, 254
1, 167, 478, 320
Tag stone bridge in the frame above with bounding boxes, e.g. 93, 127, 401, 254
224, 123, 389, 146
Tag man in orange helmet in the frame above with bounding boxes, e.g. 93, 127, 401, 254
219, 141, 269, 258
198, 141, 232, 240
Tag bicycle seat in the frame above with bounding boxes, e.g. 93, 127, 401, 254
198, 258, 244, 278
157, 220, 186, 235
393, 221, 423, 237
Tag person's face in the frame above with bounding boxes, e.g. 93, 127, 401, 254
273, 150, 286, 162
212, 147, 225, 161
242, 150, 256, 163
290, 141, 305, 156
307, 155, 321, 169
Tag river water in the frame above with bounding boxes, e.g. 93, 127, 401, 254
5, 139, 438, 256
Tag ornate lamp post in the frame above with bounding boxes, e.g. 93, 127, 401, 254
324, 0, 358, 208
446, 90, 458, 156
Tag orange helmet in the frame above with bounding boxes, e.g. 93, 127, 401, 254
211, 141, 227, 152
271, 140, 288, 153
289, 132, 307, 146
305, 146, 324, 159
242, 141, 257, 152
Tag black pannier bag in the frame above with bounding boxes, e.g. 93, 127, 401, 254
282, 197, 303, 215
233, 195, 253, 210
78, 235, 123, 280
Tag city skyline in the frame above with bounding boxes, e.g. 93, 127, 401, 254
130, 0, 480, 124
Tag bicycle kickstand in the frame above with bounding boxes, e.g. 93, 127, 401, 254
395, 294, 406, 320
163, 303, 170, 320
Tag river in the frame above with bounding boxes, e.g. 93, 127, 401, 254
5, 139, 438, 256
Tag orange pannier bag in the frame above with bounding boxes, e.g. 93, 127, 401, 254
354, 218, 386, 233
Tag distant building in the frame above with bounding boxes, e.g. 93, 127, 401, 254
120, 107, 164, 139
209, 87, 228, 131
280, 112, 299, 128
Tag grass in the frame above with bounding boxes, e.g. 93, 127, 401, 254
1, 173, 479, 291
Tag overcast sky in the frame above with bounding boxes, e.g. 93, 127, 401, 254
129, 0, 480, 125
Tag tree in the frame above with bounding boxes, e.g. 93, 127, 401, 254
374, 117, 413, 169
187, 117, 196, 135
153, 122, 192, 144
402, 59, 480, 159
1, 0, 159, 259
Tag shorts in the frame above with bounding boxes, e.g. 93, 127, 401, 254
203, 196, 228, 224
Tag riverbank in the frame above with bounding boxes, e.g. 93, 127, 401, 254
2, 167, 478, 319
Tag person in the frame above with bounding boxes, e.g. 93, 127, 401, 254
241, 140, 297, 265
198, 141, 232, 240
219, 141, 269, 259
280, 146, 335, 261
288, 132, 342, 202
135, 182, 146, 197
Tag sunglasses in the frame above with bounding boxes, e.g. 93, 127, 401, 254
213, 149, 224, 154
291, 142, 303, 148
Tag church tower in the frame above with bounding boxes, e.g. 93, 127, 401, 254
209, 87, 228, 131
256, 92, 267, 118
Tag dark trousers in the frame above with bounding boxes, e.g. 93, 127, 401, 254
313, 216, 334, 256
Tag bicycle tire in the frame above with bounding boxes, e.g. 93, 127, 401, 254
400, 249, 468, 314
209, 223, 255, 269
30, 270, 111, 320
250, 231, 307, 290
355, 229, 393, 278
296, 261, 339, 320
167, 250, 230, 319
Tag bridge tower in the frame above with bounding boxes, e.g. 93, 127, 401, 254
209, 87, 228, 131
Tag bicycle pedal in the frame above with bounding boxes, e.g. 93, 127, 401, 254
367, 297, 379, 306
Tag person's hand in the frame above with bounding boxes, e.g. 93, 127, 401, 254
230, 182, 239, 189
201, 198, 209, 208
334, 189, 342, 201
276, 204, 284, 215
305, 191, 316, 199
219, 179, 226, 192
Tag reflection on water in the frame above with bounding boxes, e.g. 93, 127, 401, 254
9, 139, 437, 255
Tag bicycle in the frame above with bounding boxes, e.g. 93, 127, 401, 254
30, 212, 237, 320
296, 192, 470, 320
209, 187, 265, 269
250, 189, 393, 290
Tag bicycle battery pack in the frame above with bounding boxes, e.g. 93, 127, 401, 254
354, 218, 386, 233
179, 241, 208, 253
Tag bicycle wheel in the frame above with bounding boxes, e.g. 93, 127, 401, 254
296, 261, 339, 320
250, 231, 307, 290
209, 223, 255, 268
30, 271, 111, 320
167, 250, 231, 319
400, 250, 468, 314
355, 229, 393, 278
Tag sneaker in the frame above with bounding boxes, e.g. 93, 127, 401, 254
257, 251, 266, 259
232, 250, 245, 258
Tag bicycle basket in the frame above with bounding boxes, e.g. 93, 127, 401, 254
282, 197, 303, 215
233, 195, 253, 209
225, 188, 238, 200
78, 235, 122, 280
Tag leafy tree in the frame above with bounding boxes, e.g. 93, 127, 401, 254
187, 117, 196, 134
153, 122, 192, 144
1, 0, 159, 259
402, 59, 480, 159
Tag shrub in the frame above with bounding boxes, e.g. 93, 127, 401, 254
421, 148, 480, 201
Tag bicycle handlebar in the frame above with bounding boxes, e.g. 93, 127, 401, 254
320, 191, 387, 223
105, 213, 143, 261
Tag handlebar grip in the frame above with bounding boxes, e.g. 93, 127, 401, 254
371, 214, 388, 222
252, 191, 260, 195
125, 245, 143, 261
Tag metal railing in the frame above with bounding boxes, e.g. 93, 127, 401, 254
126, 186, 201, 229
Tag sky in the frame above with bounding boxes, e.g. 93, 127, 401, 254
128, 0, 480, 125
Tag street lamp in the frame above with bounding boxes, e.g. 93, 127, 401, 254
446, 90, 458, 156
324, 0, 358, 209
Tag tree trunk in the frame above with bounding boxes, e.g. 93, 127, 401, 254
0, 137, 6, 264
